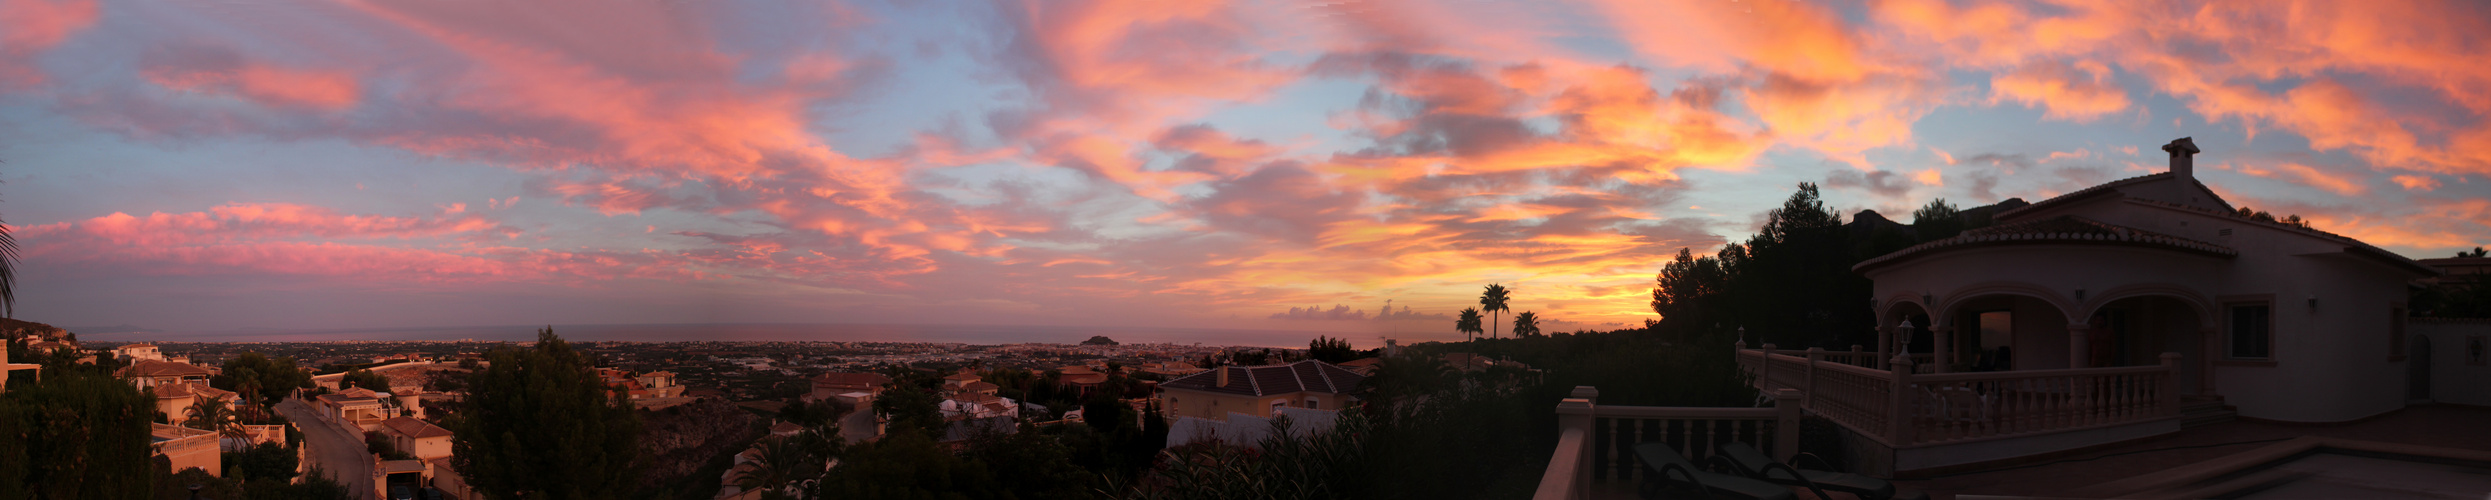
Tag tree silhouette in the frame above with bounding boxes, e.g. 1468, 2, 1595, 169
0, 358, 155, 499
1512, 311, 1541, 338
446, 327, 644, 499
1455, 308, 1483, 342
1479, 284, 1511, 339
2459, 246, 2487, 258
340, 368, 389, 392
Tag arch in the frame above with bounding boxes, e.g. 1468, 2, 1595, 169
2079, 283, 2219, 326
1935, 281, 2081, 323
1881, 292, 1933, 327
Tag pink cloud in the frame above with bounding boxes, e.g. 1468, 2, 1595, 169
0, 0, 96, 87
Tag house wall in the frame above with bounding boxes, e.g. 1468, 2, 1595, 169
155, 435, 220, 476
156, 394, 194, 425
1162, 389, 1323, 420
398, 435, 452, 460
2416, 320, 2491, 407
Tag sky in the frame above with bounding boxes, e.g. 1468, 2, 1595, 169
0, 0, 2487, 342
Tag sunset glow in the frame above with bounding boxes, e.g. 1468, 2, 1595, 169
3, 0, 2487, 340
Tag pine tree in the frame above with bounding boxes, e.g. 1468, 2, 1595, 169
0, 359, 157, 499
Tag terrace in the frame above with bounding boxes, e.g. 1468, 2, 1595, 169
1535, 342, 2187, 499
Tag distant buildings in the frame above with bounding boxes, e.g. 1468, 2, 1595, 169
600, 367, 686, 400
114, 343, 164, 363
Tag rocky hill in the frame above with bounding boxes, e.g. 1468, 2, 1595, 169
0, 318, 70, 342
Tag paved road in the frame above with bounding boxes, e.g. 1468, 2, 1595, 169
279, 399, 375, 500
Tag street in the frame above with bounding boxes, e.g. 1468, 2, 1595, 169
278, 398, 375, 500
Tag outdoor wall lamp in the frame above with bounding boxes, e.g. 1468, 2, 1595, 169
2076, 288, 2087, 301
2308, 295, 2318, 311
1922, 293, 1935, 306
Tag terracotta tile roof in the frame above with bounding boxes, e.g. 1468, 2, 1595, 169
962, 381, 999, 392
381, 416, 453, 439
1993, 172, 2229, 221
1159, 360, 1365, 397
943, 371, 983, 381
117, 359, 214, 379
154, 382, 239, 401
1854, 215, 2237, 273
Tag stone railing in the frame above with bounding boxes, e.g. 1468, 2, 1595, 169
1736, 346, 2179, 448
1534, 387, 1799, 500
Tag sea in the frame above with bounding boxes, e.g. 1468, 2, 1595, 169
96, 323, 1414, 349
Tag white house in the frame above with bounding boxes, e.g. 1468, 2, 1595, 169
1856, 137, 2439, 423
1732, 138, 2487, 475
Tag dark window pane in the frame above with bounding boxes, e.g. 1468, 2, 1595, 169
2230, 305, 2270, 358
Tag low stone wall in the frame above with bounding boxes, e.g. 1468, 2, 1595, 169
2415, 319, 2491, 407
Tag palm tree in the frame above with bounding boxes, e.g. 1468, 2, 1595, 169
1480, 284, 1511, 339
184, 398, 248, 450
734, 434, 823, 495
1455, 308, 1484, 342
0, 201, 16, 319
1513, 311, 1541, 338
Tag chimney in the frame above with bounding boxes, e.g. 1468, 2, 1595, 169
1216, 367, 1231, 388
2162, 137, 2200, 179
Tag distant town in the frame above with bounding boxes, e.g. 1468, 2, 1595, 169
108, 338, 1254, 403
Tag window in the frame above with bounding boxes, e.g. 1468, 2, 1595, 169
1304, 398, 1320, 410
2228, 304, 2272, 359
2390, 307, 2408, 362
1269, 399, 1287, 414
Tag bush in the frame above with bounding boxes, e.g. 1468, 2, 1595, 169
223, 442, 298, 482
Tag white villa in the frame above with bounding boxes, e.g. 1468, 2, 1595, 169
1535, 138, 2491, 497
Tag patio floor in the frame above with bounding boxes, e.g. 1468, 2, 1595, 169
1892, 404, 2491, 499
1571, 404, 2491, 499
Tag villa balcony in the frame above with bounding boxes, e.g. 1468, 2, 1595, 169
1535, 347, 2183, 499
1736, 345, 2182, 472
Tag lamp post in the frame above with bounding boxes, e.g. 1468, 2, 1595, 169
1897, 319, 1915, 355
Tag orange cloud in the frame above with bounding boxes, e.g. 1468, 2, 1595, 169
2393, 175, 2441, 192
1990, 60, 2130, 122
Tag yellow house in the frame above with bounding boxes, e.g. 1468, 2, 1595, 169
380, 416, 454, 460
1158, 360, 1366, 421
150, 382, 241, 426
